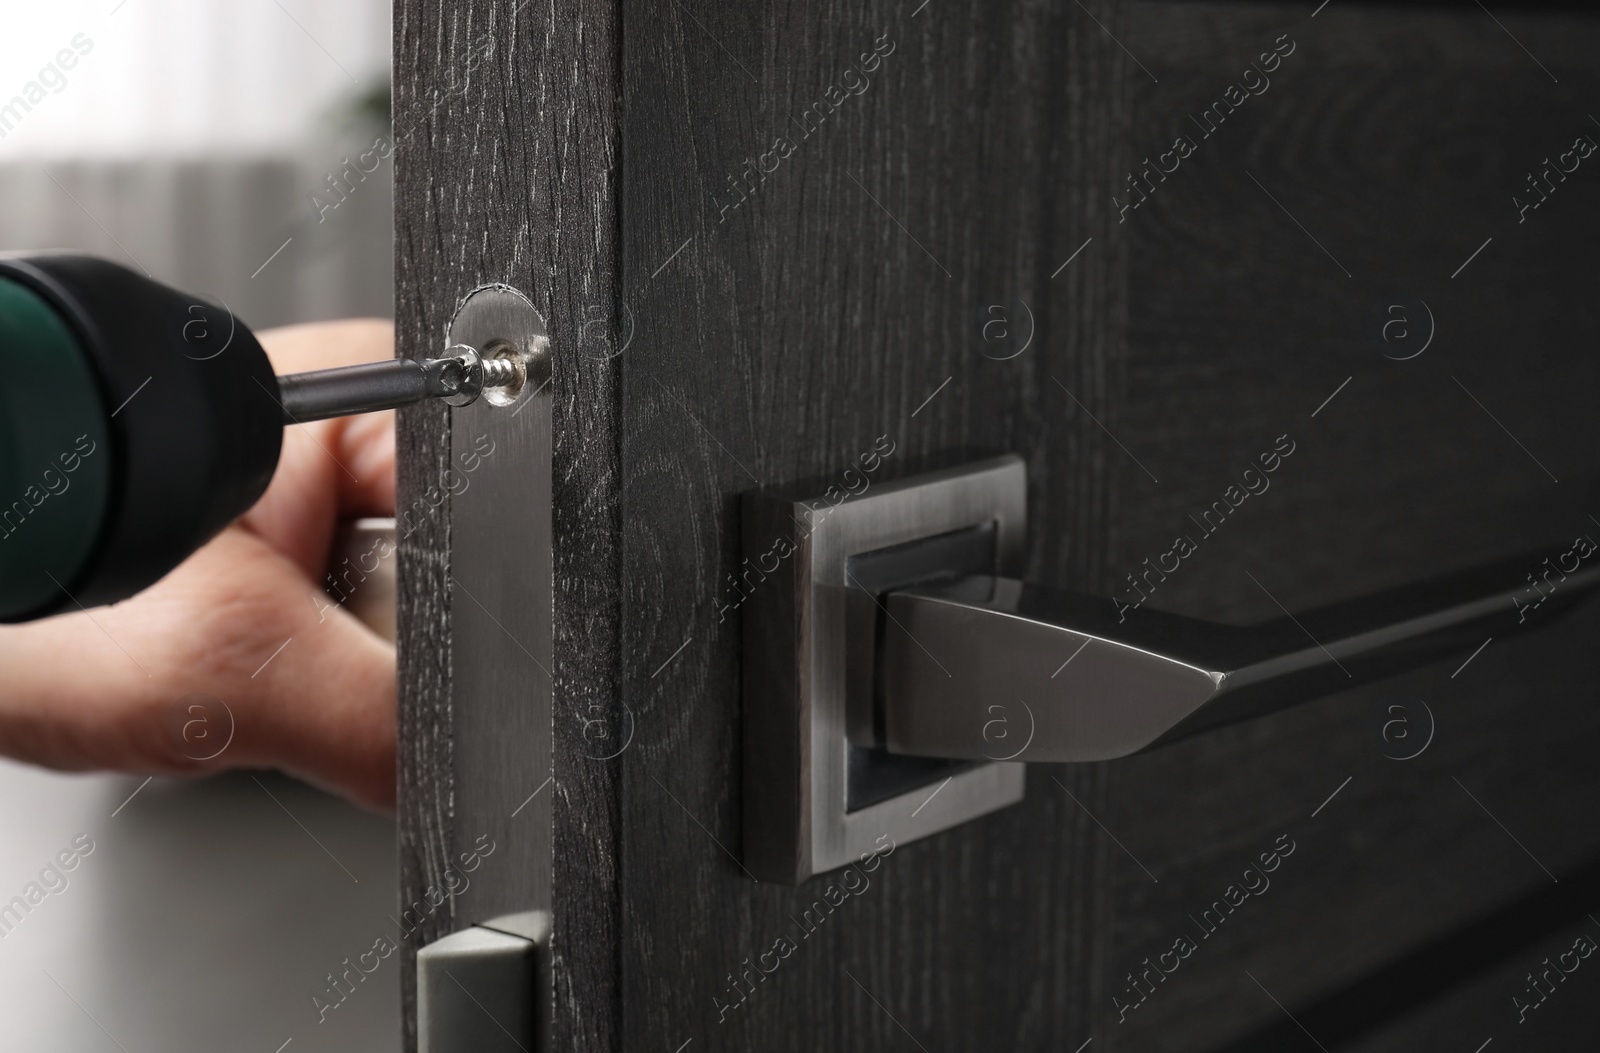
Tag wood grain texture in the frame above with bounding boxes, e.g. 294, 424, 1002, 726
395, 0, 1600, 1049
616, 0, 1126, 1049
1102, 4, 1600, 1050
393, 0, 621, 1050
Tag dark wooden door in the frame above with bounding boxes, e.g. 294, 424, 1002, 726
393, 1, 1600, 1050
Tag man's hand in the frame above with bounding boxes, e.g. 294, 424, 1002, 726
0, 320, 399, 811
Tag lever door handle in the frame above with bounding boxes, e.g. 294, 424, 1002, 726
740, 453, 1600, 881
880, 556, 1600, 763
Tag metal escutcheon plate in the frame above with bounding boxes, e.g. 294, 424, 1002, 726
741, 455, 1028, 883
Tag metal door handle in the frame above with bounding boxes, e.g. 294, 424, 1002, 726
879, 556, 1600, 763
740, 454, 1600, 881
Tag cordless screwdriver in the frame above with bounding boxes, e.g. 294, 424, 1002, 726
0, 253, 537, 623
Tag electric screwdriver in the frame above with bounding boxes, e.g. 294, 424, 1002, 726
0, 253, 533, 623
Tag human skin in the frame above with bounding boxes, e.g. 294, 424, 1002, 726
0, 319, 399, 811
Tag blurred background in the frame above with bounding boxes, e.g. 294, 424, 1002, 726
0, 0, 393, 326
0, 2, 399, 1050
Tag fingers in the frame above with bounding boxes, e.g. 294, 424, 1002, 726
0, 527, 396, 811
242, 410, 396, 581
244, 319, 398, 580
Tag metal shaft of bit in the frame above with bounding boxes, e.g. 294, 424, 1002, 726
276, 345, 521, 424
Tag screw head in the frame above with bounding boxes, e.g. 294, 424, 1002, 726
439, 344, 486, 406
